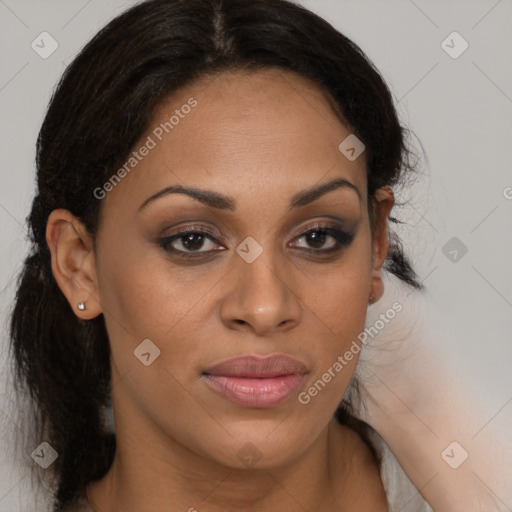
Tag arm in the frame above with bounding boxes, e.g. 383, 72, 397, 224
353, 271, 512, 511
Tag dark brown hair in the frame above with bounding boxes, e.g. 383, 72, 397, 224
8, 0, 422, 509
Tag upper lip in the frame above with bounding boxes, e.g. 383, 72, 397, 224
203, 354, 308, 378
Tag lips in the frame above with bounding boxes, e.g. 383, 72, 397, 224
202, 355, 308, 408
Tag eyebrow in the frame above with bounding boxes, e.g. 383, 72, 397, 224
137, 177, 362, 213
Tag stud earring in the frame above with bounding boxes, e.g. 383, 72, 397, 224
368, 293, 375, 304
77, 302, 86, 311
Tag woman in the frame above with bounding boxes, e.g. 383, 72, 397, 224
8, 0, 440, 510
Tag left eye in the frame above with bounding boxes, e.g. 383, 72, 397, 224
290, 226, 353, 252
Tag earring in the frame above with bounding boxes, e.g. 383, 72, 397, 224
77, 302, 86, 311
368, 294, 375, 304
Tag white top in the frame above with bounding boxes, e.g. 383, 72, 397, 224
368, 429, 433, 512
64, 431, 433, 512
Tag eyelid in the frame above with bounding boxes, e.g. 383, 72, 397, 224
158, 218, 355, 258
290, 218, 347, 237
160, 217, 349, 244
161, 224, 225, 243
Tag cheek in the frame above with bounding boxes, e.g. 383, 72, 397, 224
95, 236, 224, 378
95, 249, 213, 436
296, 283, 366, 418
96, 227, 196, 331
294, 237, 372, 400
296, 234, 372, 336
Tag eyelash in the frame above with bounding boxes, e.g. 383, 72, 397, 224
158, 223, 355, 260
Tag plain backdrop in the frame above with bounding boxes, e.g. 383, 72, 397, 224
0, 0, 511, 510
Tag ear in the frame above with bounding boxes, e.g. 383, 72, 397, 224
46, 209, 102, 320
369, 186, 394, 304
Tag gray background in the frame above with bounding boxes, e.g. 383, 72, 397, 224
1, 0, 511, 510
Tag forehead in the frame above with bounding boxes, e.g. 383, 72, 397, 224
102, 68, 367, 215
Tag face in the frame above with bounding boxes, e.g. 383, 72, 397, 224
77, 69, 390, 469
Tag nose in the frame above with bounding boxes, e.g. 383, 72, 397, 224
219, 247, 302, 336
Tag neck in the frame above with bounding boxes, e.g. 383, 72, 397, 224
87, 418, 358, 512
86, 365, 384, 512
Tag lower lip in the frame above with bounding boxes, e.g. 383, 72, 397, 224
203, 374, 305, 408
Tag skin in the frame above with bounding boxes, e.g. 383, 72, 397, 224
46, 68, 394, 511
356, 272, 510, 511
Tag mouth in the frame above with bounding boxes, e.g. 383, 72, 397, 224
202, 354, 308, 408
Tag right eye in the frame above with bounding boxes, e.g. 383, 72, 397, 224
158, 227, 225, 259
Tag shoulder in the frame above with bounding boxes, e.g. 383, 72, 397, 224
331, 420, 433, 511
366, 427, 434, 512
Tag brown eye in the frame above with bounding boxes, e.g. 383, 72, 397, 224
297, 230, 333, 250
177, 232, 208, 251
290, 225, 355, 253
159, 228, 224, 258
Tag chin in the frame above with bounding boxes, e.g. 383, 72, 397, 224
194, 419, 320, 471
